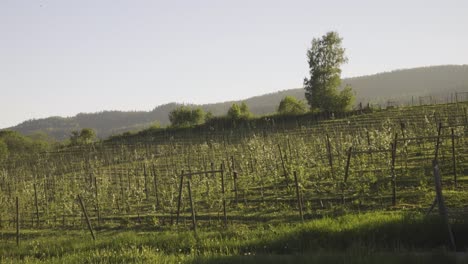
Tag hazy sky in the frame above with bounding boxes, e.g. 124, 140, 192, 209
1, 0, 467, 128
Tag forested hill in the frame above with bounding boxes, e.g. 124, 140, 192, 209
5, 65, 468, 140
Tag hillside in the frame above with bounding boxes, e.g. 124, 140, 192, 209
3, 101, 468, 263
5, 65, 468, 140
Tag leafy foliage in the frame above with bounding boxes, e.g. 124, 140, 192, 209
169, 106, 205, 128
70, 128, 96, 145
227, 103, 241, 119
304, 31, 354, 112
0, 139, 7, 161
227, 102, 252, 120
0, 130, 50, 159
277, 96, 307, 115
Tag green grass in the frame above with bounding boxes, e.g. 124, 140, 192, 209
2, 211, 468, 263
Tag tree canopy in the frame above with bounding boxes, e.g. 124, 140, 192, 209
169, 106, 205, 128
0, 139, 7, 162
70, 128, 96, 145
227, 102, 252, 120
0, 130, 50, 160
277, 96, 307, 115
304, 31, 354, 112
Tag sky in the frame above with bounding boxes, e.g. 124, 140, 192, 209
1, 0, 467, 128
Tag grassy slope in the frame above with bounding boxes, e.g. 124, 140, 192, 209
2, 103, 468, 263
2, 211, 468, 263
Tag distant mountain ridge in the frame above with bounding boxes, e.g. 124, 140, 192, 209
5, 65, 468, 140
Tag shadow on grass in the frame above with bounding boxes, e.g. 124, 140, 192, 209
231, 213, 468, 255
3, 211, 468, 263
188, 253, 466, 264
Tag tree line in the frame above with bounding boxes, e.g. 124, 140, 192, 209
0, 31, 355, 148
168, 31, 354, 128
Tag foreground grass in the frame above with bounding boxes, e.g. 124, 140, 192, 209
7, 252, 468, 264
1, 211, 468, 263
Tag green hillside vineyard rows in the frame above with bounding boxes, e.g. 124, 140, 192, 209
1, 102, 468, 263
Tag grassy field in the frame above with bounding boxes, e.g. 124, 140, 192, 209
2, 211, 468, 263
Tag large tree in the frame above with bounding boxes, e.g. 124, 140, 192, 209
304, 31, 354, 112
79, 128, 96, 143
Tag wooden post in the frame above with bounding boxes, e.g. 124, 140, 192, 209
210, 162, 215, 194
366, 131, 373, 163
77, 195, 96, 241
220, 163, 227, 227
43, 173, 49, 220
152, 163, 160, 208
72, 202, 76, 227
176, 170, 184, 225
135, 166, 141, 196
94, 177, 101, 224
62, 203, 66, 227
293, 171, 304, 222
451, 128, 457, 188
230, 156, 235, 173
287, 138, 294, 160
342, 147, 352, 204
86, 158, 93, 185
391, 133, 398, 206
202, 157, 209, 195
119, 169, 124, 212
326, 134, 335, 178
33, 183, 40, 227
16, 197, 19, 246
344, 147, 352, 183
464, 107, 467, 124
143, 163, 149, 200
434, 123, 442, 161
187, 175, 197, 234
248, 153, 255, 173
400, 122, 408, 173
233, 171, 239, 205
433, 160, 456, 251
126, 167, 131, 196
277, 144, 289, 183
